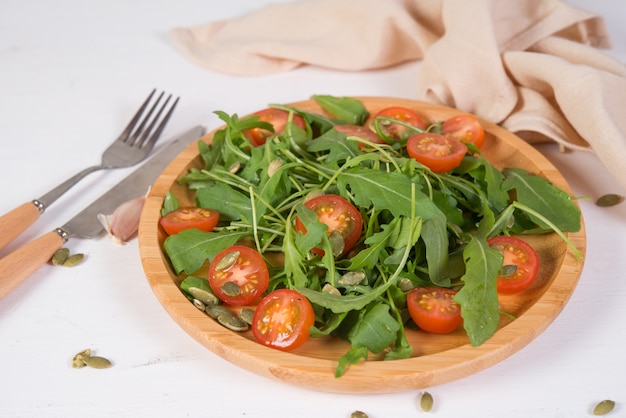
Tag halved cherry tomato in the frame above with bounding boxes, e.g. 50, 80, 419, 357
370, 106, 426, 141
242, 108, 306, 146
441, 114, 485, 149
208, 245, 269, 306
407, 287, 463, 334
252, 289, 315, 351
294, 194, 363, 256
159, 207, 220, 235
406, 132, 468, 173
487, 236, 540, 295
334, 124, 384, 149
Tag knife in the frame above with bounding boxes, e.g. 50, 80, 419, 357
0, 125, 205, 298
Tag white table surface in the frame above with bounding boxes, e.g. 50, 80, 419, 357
1, 1, 625, 417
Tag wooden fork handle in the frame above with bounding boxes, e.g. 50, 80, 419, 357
0, 202, 40, 251
0, 231, 64, 298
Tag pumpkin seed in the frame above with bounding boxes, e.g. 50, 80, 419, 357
221, 281, 241, 297
420, 391, 434, 412
63, 253, 84, 267
83, 356, 112, 369
593, 400, 615, 416
322, 283, 341, 296
338, 271, 366, 286
51, 248, 70, 266
188, 286, 219, 305
71, 348, 92, 368
228, 161, 241, 174
303, 189, 324, 202
192, 298, 206, 311
205, 303, 231, 319
239, 308, 255, 325
501, 264, 518, 277
596, 193, 624, 207
398, 278, 414, 292
215, 250, 239, 271
350, 411, 368, 418
217, 312, 249, 332
267, 158, 283, 178
329, 230, 345, 256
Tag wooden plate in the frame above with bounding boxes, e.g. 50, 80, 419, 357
138, 97, 586, 394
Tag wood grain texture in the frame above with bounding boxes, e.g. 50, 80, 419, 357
0, 202, 40, 251
138, 97, 586, 394
0, 230, 64, 298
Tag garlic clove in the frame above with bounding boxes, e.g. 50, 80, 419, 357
98, 190, 148, 245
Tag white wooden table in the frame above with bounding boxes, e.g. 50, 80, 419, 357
1, 1, 625, 417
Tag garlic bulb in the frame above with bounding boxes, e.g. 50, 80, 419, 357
97, 190, 148, 245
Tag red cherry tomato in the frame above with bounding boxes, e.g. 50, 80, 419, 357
294, 194, 363, 256
242, 108, 306, 146
208, 245, 269, 306
334, 124, 384, 149
441, 114, 485, 149
159, 207, 220, 235
406, 132, 468, 173
252, 289, 315, 351
370, 106, 426, 141
407, 287, 463, 334
487, 236, 540, 295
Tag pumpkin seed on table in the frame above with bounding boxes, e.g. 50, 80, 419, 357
83, 356, 112, 369
71, 348, 112, 369
593, 400, 615, 416
63, 253, 85, 267
596, 193, 624, 207
50, 247, 85, 267
51, 248, 70, 266
420, 391, 434, 412
71, 348, 92, 368
350, 411, 368, 418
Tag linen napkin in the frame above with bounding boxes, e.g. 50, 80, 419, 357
170, 0, 626, 192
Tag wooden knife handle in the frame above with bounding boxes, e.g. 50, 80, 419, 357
0, 231, 64, 299
0, 202, 40, 251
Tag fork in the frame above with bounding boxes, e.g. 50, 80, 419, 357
0, 89, 179, 251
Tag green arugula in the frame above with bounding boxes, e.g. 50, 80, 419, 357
161, 95, 582, 377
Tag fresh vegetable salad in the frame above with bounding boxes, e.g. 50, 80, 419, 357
160, 95, 582, 377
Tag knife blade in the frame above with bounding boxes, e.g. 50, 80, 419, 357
0, 125, 205, 298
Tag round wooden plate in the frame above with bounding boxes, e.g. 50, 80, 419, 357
138, 97, 586, 394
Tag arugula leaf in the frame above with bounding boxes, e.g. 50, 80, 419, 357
347, 303, 399, 353
282, 218, 311, 289
160, 191, 179, 216
348, 219, 399, 270
503, 168, 581, 232
298, 277, 396, 314
455, 234, 502, 346
336, 346, 368, 377
335, 303, 400, 377
180, 275, 212, 298
312, 95, 369, 125
163, 229, 248, 274
306, 129, 360, 163
459, 155, 509, 213
196, 183, 253, 222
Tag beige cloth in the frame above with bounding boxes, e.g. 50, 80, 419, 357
171, 0, 626, 191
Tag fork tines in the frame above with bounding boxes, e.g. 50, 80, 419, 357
120, 89, 180, 148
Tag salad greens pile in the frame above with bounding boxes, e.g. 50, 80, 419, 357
162, 95, 582, 377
